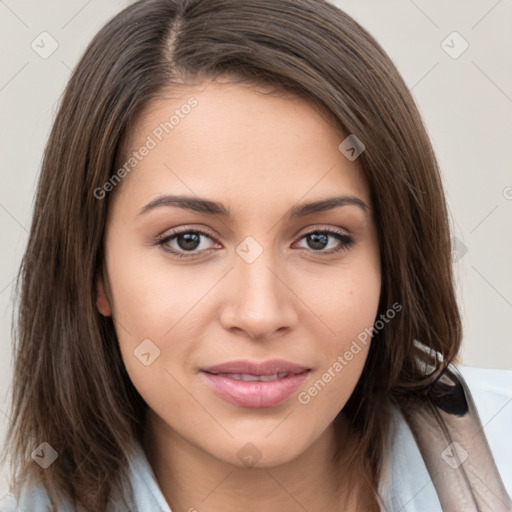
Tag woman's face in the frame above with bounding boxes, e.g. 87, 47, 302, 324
97, 77, 381, 467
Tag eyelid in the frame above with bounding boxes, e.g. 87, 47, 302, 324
157, 225, 217, 240
294, 224, 350, 239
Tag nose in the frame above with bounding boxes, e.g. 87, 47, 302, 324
219, 250, 299, 341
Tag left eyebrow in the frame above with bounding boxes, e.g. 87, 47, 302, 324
285, 195, 369, 220
137, 194, 369, 218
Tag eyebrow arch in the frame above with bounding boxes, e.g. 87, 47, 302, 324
137, 194, 369, 218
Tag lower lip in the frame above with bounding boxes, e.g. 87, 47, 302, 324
200, 371, 309, 408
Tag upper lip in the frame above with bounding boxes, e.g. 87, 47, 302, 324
201, 359, 310, 376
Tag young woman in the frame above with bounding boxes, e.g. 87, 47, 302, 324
1, 0, 510, 511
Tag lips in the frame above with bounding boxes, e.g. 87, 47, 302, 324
200, 359, 310, 408
201, 359, 310, 376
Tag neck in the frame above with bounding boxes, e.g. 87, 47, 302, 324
142, 410, 377, 512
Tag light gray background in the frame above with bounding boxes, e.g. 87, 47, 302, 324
1, 0, 511, 497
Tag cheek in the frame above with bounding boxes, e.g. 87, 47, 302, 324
106, 243, 209, 336
104, 244, 214, 408
302, 259, 381, 408
313, 257, 381, 343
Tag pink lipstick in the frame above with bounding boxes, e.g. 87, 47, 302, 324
200, 359, 310, 408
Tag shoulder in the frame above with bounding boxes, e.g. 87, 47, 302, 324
456, 364, 512, 497
0, 443, 170, 512
379, 363, 512, 512
0, 481, 63, 512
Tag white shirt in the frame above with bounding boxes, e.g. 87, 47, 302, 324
2, 364, 511, 511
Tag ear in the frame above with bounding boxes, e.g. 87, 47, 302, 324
96, 274, 112, 317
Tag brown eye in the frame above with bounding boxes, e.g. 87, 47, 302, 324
156, 229, 219, 258
295, 229, 354, 254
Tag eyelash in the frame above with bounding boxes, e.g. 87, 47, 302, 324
153, 227, 355, 259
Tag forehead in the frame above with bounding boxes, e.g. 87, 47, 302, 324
113, 78, 370, 213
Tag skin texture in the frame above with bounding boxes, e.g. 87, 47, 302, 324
97, 77, 382, 511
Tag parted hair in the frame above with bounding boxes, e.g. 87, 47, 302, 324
2, 0, 462, 510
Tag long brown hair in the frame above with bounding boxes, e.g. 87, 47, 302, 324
2, 0, 462, 510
